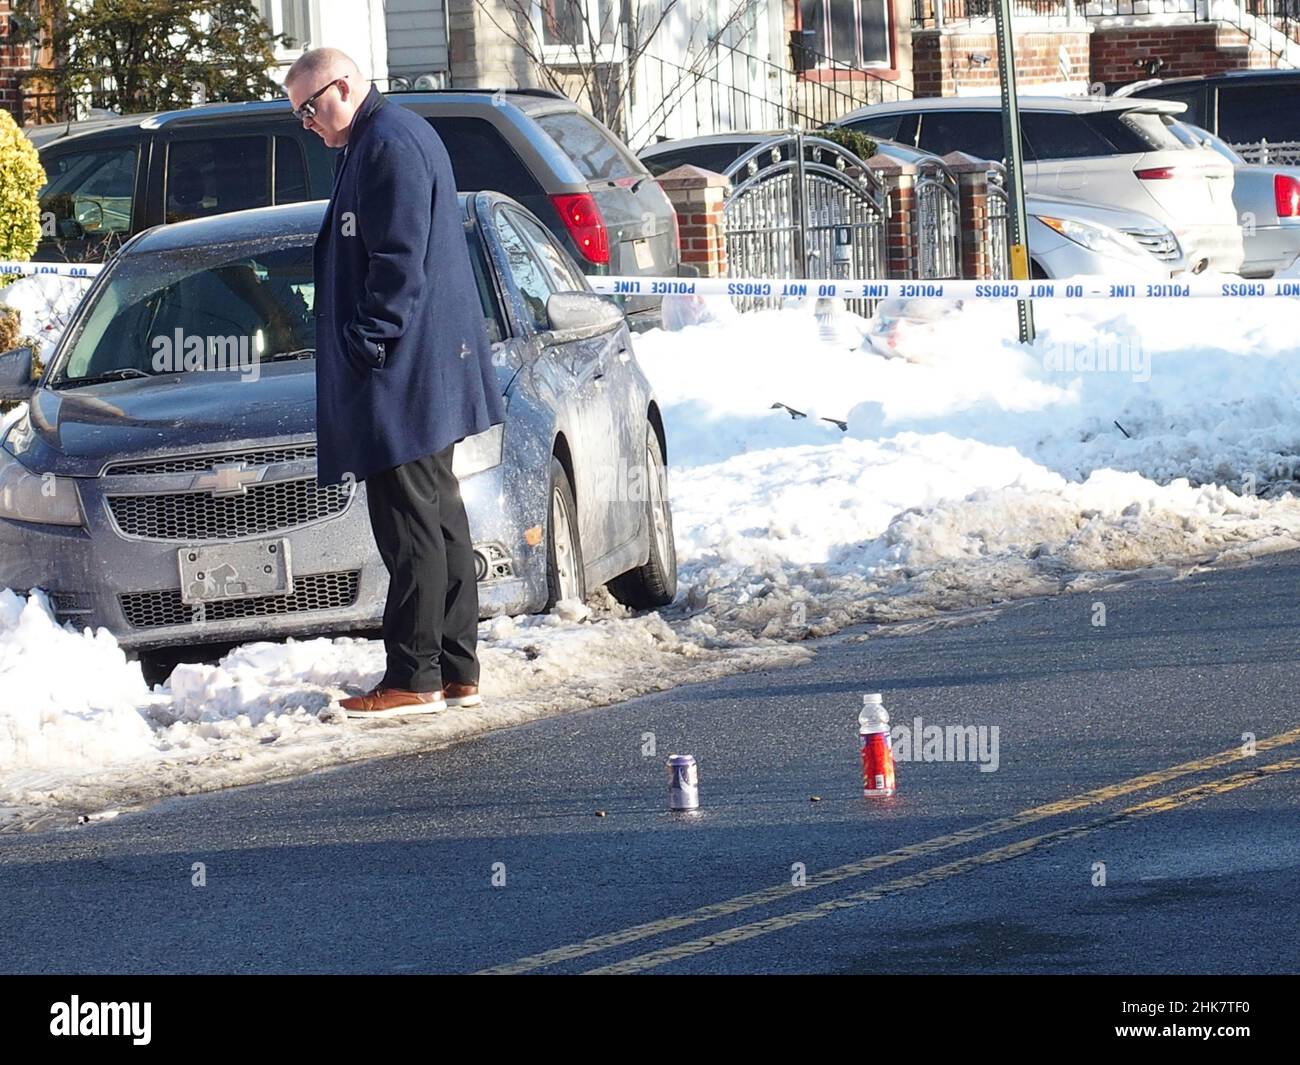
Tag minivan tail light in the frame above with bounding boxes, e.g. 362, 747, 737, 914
1135, 166, 1177, 180
1275, 174, 1300, 218
550, 193, 609, 264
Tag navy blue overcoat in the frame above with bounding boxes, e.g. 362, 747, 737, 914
313, 85, 505, 485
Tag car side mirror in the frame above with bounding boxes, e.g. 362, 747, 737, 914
677, 262, 701, 279
543, 291, 624, 342
74, 199, 104, 233
0, 345, 36, 402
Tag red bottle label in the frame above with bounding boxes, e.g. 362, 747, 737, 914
860, 730, 896, 797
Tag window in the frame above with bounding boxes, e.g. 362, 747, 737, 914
496, 212, 559, 332
1020, 113, 1118, 160
641, 143, 753, 177
843, 114, 901, 143
507, 209, 585, 291
56, 245, 316, 384
1117, 111, 1191, 152
274, 136, 309, 203
799, 0, 891, 68
423, 117, 543, 200
467, 230, 505, 344
538, 0, 616, 49
39, 145, 137, 239
1216, 84, 1300, 143
166, 137, 270, 223
535, 112, 641, 181
257, 0, 313, 49
915, 110, 1005, 161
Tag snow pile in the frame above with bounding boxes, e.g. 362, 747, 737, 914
3, 280, 1300, 821
0, 589, 158, 783
0, 274, 92, 361
643, 291, 1300, 634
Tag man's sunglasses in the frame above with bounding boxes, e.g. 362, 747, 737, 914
291, 75, 346, 121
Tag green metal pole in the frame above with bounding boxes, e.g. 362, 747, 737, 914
993, 0, 1035, 343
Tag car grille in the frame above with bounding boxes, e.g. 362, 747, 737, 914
1121, 228, 1180, 262
107, 479, 350, 540
104, 444, 317, 477
119, 570, 361, 629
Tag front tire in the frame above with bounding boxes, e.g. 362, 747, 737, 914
609, 426, 677, 609
544, 455, 586, 610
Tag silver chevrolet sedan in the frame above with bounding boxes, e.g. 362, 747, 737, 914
0, 192, 677, 651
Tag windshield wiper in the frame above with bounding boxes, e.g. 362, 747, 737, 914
267, 348, 315, 361
53, 367, 153, 389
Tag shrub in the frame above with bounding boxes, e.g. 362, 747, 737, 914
0, 108, 45, 262
820, 127, 879, 166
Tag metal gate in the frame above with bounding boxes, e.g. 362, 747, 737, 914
985, 165, 1010, 280
722, 131, 887, 317
913, 159, 960, 280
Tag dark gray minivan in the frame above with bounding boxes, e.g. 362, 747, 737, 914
29, 89, 679, 324
1121, 70, 1300, 150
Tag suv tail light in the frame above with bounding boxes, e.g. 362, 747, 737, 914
1135, 166, 1177, 180
1275, 174, 1300, 218
550, 193, 609, 264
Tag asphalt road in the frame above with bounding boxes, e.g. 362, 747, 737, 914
2, 551, 1298, 975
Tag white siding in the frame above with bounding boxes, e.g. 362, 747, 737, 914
385, 0, 451, 79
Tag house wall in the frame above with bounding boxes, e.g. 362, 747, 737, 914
911, 24, 1091, 97
1089, 23, 1273, 87
386, 0, 451, 82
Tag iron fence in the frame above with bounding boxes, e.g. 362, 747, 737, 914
1233, 138, 1300, 164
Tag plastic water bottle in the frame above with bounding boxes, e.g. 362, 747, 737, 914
859, 693, 896, 798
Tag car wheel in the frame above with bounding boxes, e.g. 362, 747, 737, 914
545, 455, 586, 610
609, 425, 677, 609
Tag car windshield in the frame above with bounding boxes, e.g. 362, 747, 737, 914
50, 241, 316, 386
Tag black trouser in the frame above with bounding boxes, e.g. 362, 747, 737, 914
364, 444, 479, 693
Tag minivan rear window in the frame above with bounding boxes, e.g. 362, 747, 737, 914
423, 116, 543, 200
1216, 84, 1300, 144
535, 112, 643, 181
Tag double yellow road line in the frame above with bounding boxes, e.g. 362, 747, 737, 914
479, 727, 1300, 975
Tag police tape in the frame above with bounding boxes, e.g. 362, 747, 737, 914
4, 261, 1298, 300
0, 261, 103, 278
588, 275, 1300, 300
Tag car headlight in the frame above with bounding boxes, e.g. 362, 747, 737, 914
451, 423, 504, 479
0, 445, 84, 526
1036, 216, 1148, 260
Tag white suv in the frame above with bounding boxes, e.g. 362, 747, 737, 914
836, 96, 1243, 274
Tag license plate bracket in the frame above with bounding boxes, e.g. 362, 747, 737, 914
178, 539, 293, 604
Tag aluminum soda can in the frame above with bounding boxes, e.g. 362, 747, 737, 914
668, 754, 699, 810
860, 730, 896, 798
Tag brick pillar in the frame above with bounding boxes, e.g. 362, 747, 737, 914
655, 164, 729, 278
867, 154, 917, 280
943, 151, 996, 281
0, 1, 36, 125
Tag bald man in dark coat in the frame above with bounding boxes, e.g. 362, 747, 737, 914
286, 48, 506, 718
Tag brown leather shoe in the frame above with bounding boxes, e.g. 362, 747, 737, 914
340, 685, 446, 719
443, 681, 482, 708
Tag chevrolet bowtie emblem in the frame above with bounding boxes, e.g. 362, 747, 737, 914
192, 462, 264, 496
